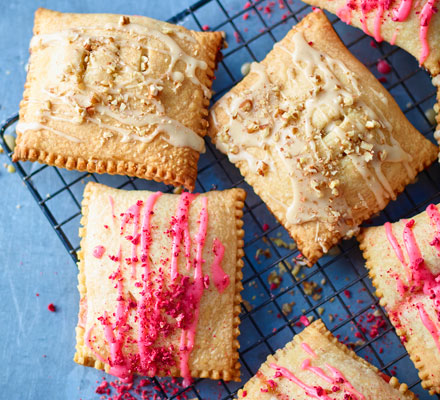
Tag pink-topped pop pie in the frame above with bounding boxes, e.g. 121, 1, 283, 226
300, 1, 440, 75
359, 203, 440, 394
236, 319, 416, 399
74, 182, 246, 384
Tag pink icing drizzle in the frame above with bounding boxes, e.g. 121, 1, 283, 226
121, 201, 143, 278
419, 0, 437, 65
137, 192, 162, 373
338, 0, 436, 63
427, 204, 440, 254
301, 358, 333, 384
373, 1, 386, 42
384, 222, 406, 265
109, 195, 116, 220
85, 324, 107, 363
179, 197, 209, 386
417, 302, 440, 352
385, 209, 440, 356
93, 245, 105, 259
93, 192, 228, 384
299, 342, 366, 400
393, 0, 413, 21
211, 238, 230, 294
390, 29, 399, 45
337, 5, 353, 23
270, 363, 334, 400
170, 192, 195, 281
301, 342, 317, 357
100, 247, 132, 381
325, 364, 366, 400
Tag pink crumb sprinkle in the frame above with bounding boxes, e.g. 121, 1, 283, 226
262, 223, 269, 231
370, 40, 377, 48
343, 290, 351, 299
96, 380, 109, 394
299, 315, 310, 326
93, 245, 106, 259
202, 24, 210, 31
378, 76, 388, 83
243, 12, 250, 20
242, 390, 248, 397
47, 303, 56, 312
233, 31, 241, 43
36, 293, 39, 297
377, 60, 392, 74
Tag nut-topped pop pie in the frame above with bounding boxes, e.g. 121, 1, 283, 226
208, 10, 438, 265
14, 8, 224, 190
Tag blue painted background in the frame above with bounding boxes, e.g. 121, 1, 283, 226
1, 1, 439, 399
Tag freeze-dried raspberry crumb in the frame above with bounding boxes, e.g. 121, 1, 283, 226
47, 303, 56, 312
202, 24, 210, 31
377, 60, 392, 74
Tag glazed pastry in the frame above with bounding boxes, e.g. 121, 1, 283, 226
14, 8, 224, 190
74, 182, 245, 384
301, 0, 440, 75
208, 10, 438, 265
359, 203, 440, 394
236, 319, 416, 399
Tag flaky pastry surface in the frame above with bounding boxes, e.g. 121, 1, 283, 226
359, 204, 440, 394
301, 0, 440, 75
14, 8, 224, 190
75, 182, 245, 382
236, 319, 416, 399
208, 10, 437, 265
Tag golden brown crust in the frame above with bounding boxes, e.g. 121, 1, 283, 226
358, 206, 440, 394
236, 319, 416, 399
299, 1, 440, 76
14, 8, 224, 191
208, 10, 438, 266
74, 182, 245, 381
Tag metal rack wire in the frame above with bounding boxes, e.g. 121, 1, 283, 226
2, 0, 440, 398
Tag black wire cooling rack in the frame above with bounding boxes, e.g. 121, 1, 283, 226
2, 0, 440, 398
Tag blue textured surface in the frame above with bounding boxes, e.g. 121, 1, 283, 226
1, 1, 439, 399
0, 2, 193, 399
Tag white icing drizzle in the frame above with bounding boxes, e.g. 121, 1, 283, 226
24, 20, 210, 152
211, 32, 413, 239
31, 22, 210, 96
16, 122, 82, 143
94, 105, 205, 151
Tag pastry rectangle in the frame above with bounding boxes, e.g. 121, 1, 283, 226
236, 319, 415, 399
14, 8, 224, 190
359, 203, 440, 394
74, 182, 245, 383
300, 0, 440, 75
208, 10, 438, 265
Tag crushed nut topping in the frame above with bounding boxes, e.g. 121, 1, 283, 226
119, 16, 130, 26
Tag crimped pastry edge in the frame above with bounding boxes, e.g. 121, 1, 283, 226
207, 10, 439, 266
14, 9, 225, 191
74, 182, 246, 382
358, 226, 440, 395
236, 319, 417, 399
